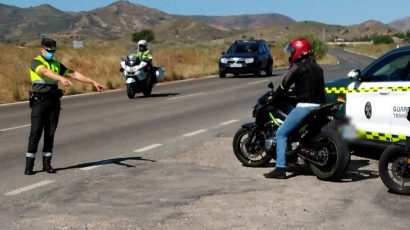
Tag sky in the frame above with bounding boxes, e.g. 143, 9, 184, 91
1, 0, 410, 26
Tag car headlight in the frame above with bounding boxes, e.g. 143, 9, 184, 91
245, 58, 254, 64
220, 58, 228, 64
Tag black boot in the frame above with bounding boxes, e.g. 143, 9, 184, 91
264, 167, 287, 179
42, 156, 57, 173
24, 157, 35, 175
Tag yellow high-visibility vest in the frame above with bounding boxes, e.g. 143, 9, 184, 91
29, 55, 66, 85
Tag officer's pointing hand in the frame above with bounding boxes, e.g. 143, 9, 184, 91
60, 77, 73, 87
93, 82, 105, 92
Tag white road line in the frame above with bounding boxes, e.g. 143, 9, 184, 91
247, 80, 268, 85
80, 165, 103, 171
134, 143, 162, 153
220, 119, 239, 125
182, 129, 207, 137
4, 180, 55, 196
0, 124, 31, 132
166, 92, 204, 101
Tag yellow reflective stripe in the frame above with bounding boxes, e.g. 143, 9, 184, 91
357, 130, 407, 142
326, 86, 410, 94
34, 65, 44, 74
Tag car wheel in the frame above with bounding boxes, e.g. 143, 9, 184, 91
254, 64, 261, 77
219, 71, 226, 78
266, 63, 273, 76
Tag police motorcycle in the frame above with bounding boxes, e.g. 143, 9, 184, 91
378, 109, 410, 195
232, 82, 350, 181
120, 52, 164, 99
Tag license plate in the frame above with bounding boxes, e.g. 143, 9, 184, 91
230, 63, 242, 68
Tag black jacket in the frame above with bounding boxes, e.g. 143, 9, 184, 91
274, 57, 325, 104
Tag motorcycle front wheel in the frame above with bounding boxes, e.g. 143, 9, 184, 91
310, 130, 350, 181
232, 127, 272, 167
126, 84, 136, 99
142, 85, 153, 97
379, 145, 410, 195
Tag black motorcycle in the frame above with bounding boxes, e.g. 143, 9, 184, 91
378, 110, 410, 195
232, 82, 350, 181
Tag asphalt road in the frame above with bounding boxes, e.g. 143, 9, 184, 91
0, 48, 409, 229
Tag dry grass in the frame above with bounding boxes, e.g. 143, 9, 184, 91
154, 43, 225, 81
0, 41, 334, 104
343, 43, 399, 58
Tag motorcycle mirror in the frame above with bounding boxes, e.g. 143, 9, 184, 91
268, 82, 274, 89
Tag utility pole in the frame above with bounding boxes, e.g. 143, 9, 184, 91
322, 28, 326, 41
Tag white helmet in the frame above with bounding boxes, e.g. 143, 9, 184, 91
138, 40, 147, 46
138, 40, 148, 51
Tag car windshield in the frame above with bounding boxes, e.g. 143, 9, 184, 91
227, 43, 258, 54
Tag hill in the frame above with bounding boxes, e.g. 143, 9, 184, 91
0, 1, 403, 45
390, 17, 410, 32
187, 13, 294, 30
0, 1, 231, 45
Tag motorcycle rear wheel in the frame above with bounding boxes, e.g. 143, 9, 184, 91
232, 127, 272, 167
378, 145, 410, 195
310, 130, 350, 181
126, 84, 136, 99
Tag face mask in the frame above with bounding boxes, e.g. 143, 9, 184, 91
44, 51, 55, 60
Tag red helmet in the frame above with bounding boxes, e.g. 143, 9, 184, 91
284, 38, 312, 64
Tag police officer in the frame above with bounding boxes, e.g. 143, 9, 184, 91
135, 40, 153, 64
24, 37, 105, 175
259, 38, 326, 179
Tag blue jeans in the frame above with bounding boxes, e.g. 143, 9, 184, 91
275, 106, 316, 168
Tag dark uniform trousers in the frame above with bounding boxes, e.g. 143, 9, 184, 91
27, 97, 61, 154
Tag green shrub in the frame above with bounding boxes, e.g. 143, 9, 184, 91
373, 35, 393, 44
132, 29, 155, 43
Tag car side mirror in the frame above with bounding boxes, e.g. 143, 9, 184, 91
268, 82, 274, 89
348, 69, 361, 81
407, 108, 410, 122
221, 51, 226, 55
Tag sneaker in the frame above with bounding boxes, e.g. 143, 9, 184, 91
264, 167, 287, 179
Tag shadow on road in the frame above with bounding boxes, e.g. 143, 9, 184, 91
342, 159, 379, 182
54, 156, 156, 172
227, 73, 282, 79
136, 93, 179, 98
262, 159, 379, 182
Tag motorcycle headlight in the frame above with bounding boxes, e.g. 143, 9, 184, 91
220, 58, 228, 64
245, 58, 254, 64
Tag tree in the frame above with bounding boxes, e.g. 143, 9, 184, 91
373, 35, 393, 44
132, 29, 155, 43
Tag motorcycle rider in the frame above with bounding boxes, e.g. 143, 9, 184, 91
135, 39, 153, 65
134, 40, 155, 81
259, 38, 326, 179
120, 40, 153, 80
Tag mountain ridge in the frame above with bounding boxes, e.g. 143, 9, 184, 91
0, 1, 405, 45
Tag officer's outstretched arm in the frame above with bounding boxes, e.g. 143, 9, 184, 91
38, 66, 73, 87
66, 70, 105, 92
